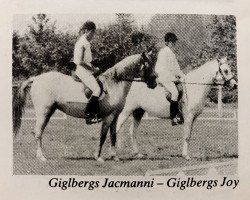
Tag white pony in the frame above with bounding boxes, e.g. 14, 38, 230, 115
113, 57, 237, 160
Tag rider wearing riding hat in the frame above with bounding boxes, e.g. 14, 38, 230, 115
73, 21, 101, 124
155, 32, 185, 125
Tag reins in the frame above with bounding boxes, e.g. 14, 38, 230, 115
118, 78, 145, 82
181, 82, 224, 86
108, 57, 234, 87
118, 79, 224, 86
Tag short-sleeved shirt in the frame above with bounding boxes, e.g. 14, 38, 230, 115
73, 35, 93, 66
155, 46, 183, 82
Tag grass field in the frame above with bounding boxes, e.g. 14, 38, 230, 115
13, 109, 238, 175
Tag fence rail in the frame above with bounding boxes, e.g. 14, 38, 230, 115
12, 84, 237, 119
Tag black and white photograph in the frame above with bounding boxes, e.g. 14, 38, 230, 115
1, 0, 250, 199
12, 13, 238, 176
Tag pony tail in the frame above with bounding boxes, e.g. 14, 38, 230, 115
12, 77, 34, 136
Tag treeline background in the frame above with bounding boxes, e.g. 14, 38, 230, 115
12, 14, 237, 103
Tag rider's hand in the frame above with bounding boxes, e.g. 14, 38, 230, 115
92, 67, 99, 74
92, 67, 101, 77
175, 75, 184, 83
176, 75, 181, 80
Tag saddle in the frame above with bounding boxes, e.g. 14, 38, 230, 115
71, 71, 106, 99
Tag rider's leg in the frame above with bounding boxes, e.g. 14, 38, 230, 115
75, 66, 101, 121
163, 82, 179, 125
83, 74, 101, 118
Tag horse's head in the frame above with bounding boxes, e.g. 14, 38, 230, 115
140, 51, 158, 89
110, 52, 157, 88
214, 57, 237, 90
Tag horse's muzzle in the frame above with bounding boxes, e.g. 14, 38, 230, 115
233, 82, 238, 90
147, 80, 157, 89
225, 78, 237, 90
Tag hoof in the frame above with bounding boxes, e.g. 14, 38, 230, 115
183, 155, 191, 160
133, 153, 145, 159
94, 152, 98, 159
94, 152, 105, 163
96, 157, 105, 163
37, 156, 47, 162
111, 155, 120, 162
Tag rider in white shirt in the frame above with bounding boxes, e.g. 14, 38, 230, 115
155, 33, 185, 125
73, 21, 101, 124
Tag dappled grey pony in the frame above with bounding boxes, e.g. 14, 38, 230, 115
113, 57, 237, 160
13, 52, 157, 162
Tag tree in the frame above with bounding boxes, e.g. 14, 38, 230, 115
148, 14, 237, 103
12, 31, 28, 80
13, 14, 76, 79
197, 15, 237, 103
91, 13, 157, 70
148, 14, 213, 69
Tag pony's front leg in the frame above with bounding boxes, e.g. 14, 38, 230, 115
182, 113, 195, 160
116, 111, 131, 149
130, 110, 145, 158
95, 114, 115, 163
109, 115, 120, 161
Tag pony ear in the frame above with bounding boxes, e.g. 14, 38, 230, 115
142, 51, 152, 61
141, 52, 148, 60
220, 57, 227, 64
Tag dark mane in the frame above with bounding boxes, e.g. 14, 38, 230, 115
101, 54, 143, 83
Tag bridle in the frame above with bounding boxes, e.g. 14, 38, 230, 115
175, 59, 235, 86
115, 53, 154, 83
217, 59, 235, 85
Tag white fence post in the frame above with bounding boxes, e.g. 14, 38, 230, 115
218, 85, 223, 117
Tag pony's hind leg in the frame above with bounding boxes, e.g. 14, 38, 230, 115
130, 108, 145, 158
33, 104, 56, 161
116, 111, 131, 149
182, 112, 196, 160
109, 115, 120, 161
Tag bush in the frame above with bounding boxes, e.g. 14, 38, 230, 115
91, 14, 157, 69
13, 14, 157, 80
13, 14, 77, 80
12, 14, 237, 104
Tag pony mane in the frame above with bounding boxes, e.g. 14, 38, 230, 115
101, 54, 142, 83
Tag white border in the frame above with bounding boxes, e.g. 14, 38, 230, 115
1, 0, 249, 199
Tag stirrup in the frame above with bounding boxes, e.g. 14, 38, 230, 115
176, 115, 184, 124
171, 117, 178, 126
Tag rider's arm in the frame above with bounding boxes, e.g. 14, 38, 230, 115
172, 54, 184, 78
79, 60, 96, 72
74, 46, 95, 72
74, 40, 97, 73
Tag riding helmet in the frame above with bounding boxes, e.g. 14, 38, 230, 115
80, 21, 96, 32
164, 32, 178, 43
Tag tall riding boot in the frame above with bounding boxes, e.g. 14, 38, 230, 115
85, 96, 101, 124
177, 109, 184, 124
170, 100, 179, 126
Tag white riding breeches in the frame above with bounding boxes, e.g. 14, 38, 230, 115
75, 66, 101, 97
161, 81, 179, 101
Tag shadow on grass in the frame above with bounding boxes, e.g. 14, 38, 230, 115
62, 153, 238, 162
194, 154, 238, 161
